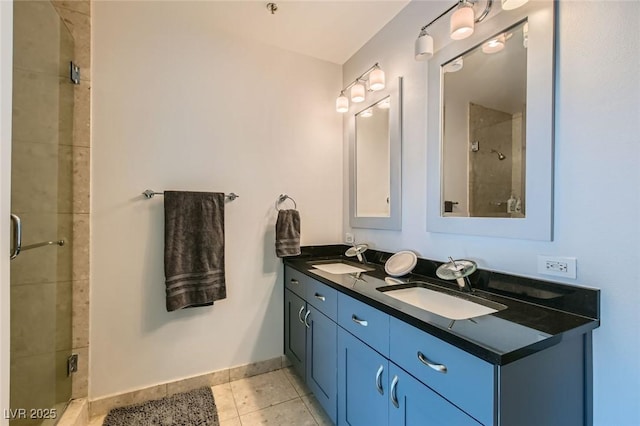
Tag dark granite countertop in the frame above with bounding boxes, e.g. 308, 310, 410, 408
283, 245, 600, 366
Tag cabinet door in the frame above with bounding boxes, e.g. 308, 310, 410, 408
338, 328, 388, 426
284, 289, 306, 378
306, 305, 338, 424
388, 363, 481, 426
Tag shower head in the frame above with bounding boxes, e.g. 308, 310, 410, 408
491, 149, 506, 160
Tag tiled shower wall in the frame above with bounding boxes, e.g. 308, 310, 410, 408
51, 0, 91, 401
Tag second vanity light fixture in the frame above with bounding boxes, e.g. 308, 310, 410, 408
336, 63, 385, 113
415, 0, 529, 61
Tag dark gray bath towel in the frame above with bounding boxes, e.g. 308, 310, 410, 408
276, 209, 301, 257
164, 191, 226, 312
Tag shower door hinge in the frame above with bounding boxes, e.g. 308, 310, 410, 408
67, 353, 78, 376
70, 62, 80, 85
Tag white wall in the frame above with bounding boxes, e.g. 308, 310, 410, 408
91, 1, 342, 398
0, 3, 13, 424
343, 1, 640, 424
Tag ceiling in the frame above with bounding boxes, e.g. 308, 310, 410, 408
198, 1, 411, 64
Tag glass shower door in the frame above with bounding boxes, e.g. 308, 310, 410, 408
9, 1, 74, 424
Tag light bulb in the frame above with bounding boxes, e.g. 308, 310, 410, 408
415, 31, 434, 61
351, 82, 366, 103
369, 68, 385, 91
450, 5, 474, 40
336, 94, 349, 113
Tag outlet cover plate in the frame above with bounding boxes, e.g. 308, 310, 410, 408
537, 255, 577, 279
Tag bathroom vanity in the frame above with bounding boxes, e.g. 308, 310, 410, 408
283, 246, 599, 426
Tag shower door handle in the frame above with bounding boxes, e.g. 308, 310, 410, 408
10, 213, 22, 260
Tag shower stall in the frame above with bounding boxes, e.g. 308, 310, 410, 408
9, 1, 76, 424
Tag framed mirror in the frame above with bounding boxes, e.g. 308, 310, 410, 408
349, 76, 402, 230
427, 1, 554, 240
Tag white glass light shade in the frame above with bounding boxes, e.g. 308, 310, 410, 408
501, 0, 529, 10
336, 94, 349, 113
360, 108, 373, 118
450, 6, 474, 40
443, 57, 464, 73
415, 32, 434, 61
369, 68, 385, 91
482, 35, 505, 54
351, 82, 366, 103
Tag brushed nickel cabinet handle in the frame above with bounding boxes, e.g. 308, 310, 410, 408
314, 293, 326, 302
303, 310, 311, 329
298, 306, 306, 324
290, 279, 299, 285
375, 365, 384, 395
390, 375, 399, 408
351, 314, 368, 327
417, 351, 447, 374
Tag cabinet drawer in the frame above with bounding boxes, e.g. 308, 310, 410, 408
390, 317, 494, 425
338, 293, 389, 357
305, 278, 338, 322
284, 266, 308, 299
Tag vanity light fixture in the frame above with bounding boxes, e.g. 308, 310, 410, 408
335, 63, 385, 112
501, 0, 528, 11
369, 68, 386, 91
360, 108, 373, 118
415, 0, 528, 62
482, 33, 511, 54
450, 1, 476, 40
351, 81, 366, 103
415, 29, 434, 60
336, 91, 349, 113
377, 98, 391, 109
443, 57, 464, 73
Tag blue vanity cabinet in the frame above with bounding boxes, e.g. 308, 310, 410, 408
284, 288, 307, 379
337, 327, 389, 426
305, 304, 338, 424
389, 317, 494, 425
388, 363, 481, 426
283, 266, 338, 423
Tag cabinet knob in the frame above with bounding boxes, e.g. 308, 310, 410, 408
417, 351, 447, 374
351, 314, 368, 327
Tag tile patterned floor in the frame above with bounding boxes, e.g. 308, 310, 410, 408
88, 367, 334, 426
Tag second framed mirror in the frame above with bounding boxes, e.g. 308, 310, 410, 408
349, 76, 402, 230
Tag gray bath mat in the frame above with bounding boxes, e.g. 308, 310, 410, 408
103, 387, 219, 426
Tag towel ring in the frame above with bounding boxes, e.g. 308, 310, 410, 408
276, 194, 297, 210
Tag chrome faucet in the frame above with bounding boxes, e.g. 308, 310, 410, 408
436, 257, 478, 293
345, 243, 369, 264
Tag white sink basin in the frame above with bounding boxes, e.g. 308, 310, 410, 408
311, 262, 368, 275
380, 285, 505, 320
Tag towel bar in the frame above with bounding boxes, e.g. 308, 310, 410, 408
142, 189, 239, 201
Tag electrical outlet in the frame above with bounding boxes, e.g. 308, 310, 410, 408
537, 256, 577, 279
345, 233, 354, 244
